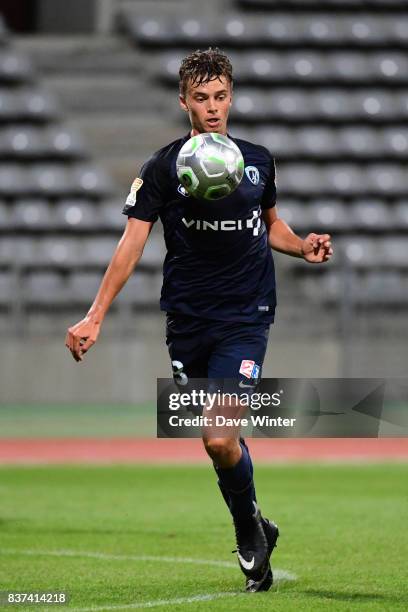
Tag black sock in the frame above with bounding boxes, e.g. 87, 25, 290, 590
215, 440, 257, 525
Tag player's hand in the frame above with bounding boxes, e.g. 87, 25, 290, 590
65, 315, 101, 362
301, 233, 333, 264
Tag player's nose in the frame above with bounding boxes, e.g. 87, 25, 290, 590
206, 98, 218, 113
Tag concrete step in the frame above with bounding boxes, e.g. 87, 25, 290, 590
15, 35, 141, 74
73, 114, 182, 156
41, 74, 167, 113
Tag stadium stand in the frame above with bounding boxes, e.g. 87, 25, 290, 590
1, 0, 407, 335
114, 0, 408, 314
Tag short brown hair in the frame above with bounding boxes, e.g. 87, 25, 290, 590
179, 47, 233, 97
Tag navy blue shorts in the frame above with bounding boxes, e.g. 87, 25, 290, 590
166, 313, 270, 388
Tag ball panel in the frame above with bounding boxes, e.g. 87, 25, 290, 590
176, 132, 244, 200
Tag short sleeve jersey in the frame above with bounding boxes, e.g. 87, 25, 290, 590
123, 134, 277, 323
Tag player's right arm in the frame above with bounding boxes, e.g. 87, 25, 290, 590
65, 217, 153, 362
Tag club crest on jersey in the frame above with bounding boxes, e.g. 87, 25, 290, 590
239, 360, 260, 380
178, 184, 190, 197
125, 177, 143, 208
245, 166, 260, 186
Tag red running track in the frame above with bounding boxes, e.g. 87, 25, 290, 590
0, 438, 407, 464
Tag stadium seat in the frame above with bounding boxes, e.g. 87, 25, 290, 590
0, 237, 17, 264
365, 164, 407, 195
379, 236, 408, 268
24, 271, 67, 304
381, 128, 408, 157
99, 200, 127, 230
0, 164, 32, 195
252, 126, 298, 157
23, 164, 113, 197
117, 272, 162, 304
338, 236, 380, 267
45, 126, 87, 158
230, 89, 408, 123
307, 200, 352, 231
0, 51, 34, 83
236, 0, 408, 8
68, 271, 104, 303
360, 271, 408, 304
71, 165, 115, 196
296, 271, 342, 303
0, 125, 86, 160
12, 199, 53, 229
0, 89, 58, 122
393, 200, 408, 228
0, 271, 14, 306
277, 199, 311, 231
338, 127, 379, 158
83, 237, 118, 266
30, 164, 71, 196
348, 200, 391, 230
54, 199, 97, 229
0, 127, 45, 158
18, 89, 59, 122
369, 53, 408, 83
0, 199, 10, 228
126, 13, 408, 49
15, 237, 83, 267
328, 52, 372, 83
297, 127, 339, 157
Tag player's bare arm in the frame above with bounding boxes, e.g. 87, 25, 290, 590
262, 207, 333, 264
65, 218, 153, 362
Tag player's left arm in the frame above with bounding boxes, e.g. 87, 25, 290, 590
262, 207, 333, 263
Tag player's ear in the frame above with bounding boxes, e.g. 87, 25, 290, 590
179, 94, 189, 112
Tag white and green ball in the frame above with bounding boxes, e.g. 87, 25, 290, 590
176, 133, 244, 200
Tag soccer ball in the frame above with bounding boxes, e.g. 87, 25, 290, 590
176, 133, 244, 200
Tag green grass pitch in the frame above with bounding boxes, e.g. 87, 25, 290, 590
0, 464, 407, 611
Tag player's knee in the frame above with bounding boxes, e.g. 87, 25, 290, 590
203, 437, 237, 462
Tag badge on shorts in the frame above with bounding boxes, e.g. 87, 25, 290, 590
239, 360, 260, 380
125, 177, 143, 207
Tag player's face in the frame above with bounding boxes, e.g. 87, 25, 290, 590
179, 76, 232, 136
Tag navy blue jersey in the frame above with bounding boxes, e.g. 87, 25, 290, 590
123, 133, 277, 323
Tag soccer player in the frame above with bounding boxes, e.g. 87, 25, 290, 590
65, 48, 333, 592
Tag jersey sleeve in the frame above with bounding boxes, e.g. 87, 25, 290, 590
122, 153, 168, 222
260, 154, 277, 210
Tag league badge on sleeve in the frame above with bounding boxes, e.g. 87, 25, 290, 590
125, 177, 143, 208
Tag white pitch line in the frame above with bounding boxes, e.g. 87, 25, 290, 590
69, 591, 242, 611
0, 548, 297, 582
0, 548, 297, 610
0, 548, 236, 569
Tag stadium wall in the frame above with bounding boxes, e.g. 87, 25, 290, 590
1, 334, 407, 403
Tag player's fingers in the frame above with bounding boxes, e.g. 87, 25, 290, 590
72, 332, 86, 361
81, 338, 95, 353
318, 234, 331, 244
66, 327, 76, 353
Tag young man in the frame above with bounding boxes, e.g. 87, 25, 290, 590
65, 48, 333, 592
